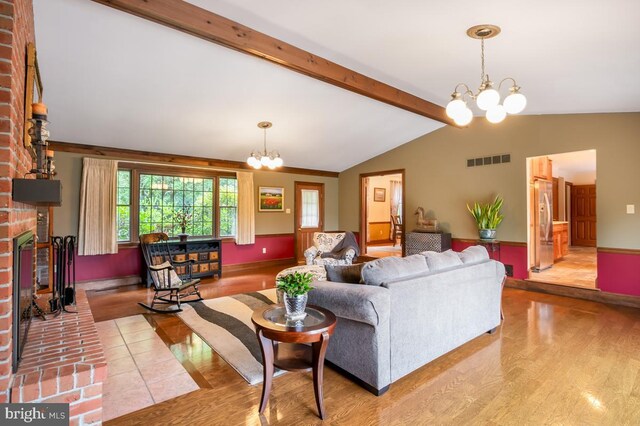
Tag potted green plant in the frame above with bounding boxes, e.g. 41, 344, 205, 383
466, 195, 504, 241
276, 271, 314, 320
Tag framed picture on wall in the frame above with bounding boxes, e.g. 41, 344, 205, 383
373, 187, 386, 202
258, 186, 284, 211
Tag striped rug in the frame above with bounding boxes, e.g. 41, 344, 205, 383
177, 288, 285, 385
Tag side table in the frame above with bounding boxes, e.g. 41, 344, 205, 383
251, 304, 337, 419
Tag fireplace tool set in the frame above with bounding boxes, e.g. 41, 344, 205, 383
49, 236, 77, 316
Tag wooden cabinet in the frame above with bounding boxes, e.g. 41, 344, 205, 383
552, 222, 569, 261
531, 156, 553, 181
145, 238, 222, 286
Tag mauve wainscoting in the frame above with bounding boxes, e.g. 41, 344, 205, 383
598, 250, 640, 297
73, 234, 295, 283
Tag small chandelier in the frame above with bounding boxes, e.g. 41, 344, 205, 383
446, 25, 527, 126
246, 121, 283, 170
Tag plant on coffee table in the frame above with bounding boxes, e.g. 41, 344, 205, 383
276, 272, 314, 320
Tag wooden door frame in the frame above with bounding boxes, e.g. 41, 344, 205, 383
359, 169, 406, 257
294, 181, 325, 263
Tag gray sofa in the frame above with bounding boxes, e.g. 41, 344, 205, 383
307, 247, 505, 395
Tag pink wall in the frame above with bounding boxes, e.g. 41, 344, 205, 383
75, 247, 143, 282
74, 234, 295, 282
223, 235, 294, 265
597, 251, 640, 296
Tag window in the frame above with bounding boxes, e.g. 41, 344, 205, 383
300, 189, 320, 228
116, 166, 237, 242
219, 177, 238, 237
138, 174, 214, 237
117, 170, 131, 242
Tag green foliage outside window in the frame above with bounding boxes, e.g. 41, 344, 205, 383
116, 170, 238, 242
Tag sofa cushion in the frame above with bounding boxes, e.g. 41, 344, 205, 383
458, 245, 490, 264
325, 263, 365, 284
421, 250, 463, 271
361, 255, 429, 286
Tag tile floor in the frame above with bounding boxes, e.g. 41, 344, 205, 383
365, 244, 402, 258
96, 315, 199, 421
528, 246, 597, 289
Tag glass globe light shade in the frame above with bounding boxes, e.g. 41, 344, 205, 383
273, 157, 283, 167
252, 160, 262, 169
486, 105, 507, 124
446, 98, 466, 119
247, 156, 260, 168
267, 160, 277, 170
260, 155, 270, 166
453, 107, 473, 126
504, 92, 527, 114
476, 88, 500, 111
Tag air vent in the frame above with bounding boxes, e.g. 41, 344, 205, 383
467, 153, 511, 167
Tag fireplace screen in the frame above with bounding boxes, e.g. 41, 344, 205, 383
13, 231, 34, 372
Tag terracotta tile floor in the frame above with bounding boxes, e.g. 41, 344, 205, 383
528, 246, 597, 289
96, 315, 199, 421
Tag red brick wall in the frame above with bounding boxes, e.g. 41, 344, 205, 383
0, 0, 37, 403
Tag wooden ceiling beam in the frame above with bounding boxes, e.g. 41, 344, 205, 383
90, 0, 454, 125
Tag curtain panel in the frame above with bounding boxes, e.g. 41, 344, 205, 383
236, 171, 255, 245
78, 158, 119, 255
390, 180, 402, 217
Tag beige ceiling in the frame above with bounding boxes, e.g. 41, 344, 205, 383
34, 0, 639, 172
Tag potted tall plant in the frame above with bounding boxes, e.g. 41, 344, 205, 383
174, 209, 192, 242
467, 195, 504, 241
276, 272, 314, 320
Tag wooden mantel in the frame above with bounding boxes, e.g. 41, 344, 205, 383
90, 0, 454, 126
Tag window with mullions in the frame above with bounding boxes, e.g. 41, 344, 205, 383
138, 174, 214, 237
117, 170, 131, 242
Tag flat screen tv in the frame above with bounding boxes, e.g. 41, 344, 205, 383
13, 231, 34, 373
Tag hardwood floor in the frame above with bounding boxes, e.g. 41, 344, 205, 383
89, 266, 640, 425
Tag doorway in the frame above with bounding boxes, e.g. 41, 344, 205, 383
294, 182, 324, 263
526, 150, 597, 289
359, 170, 405, 258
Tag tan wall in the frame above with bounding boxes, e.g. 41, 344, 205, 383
339, 113, 640, 250
53, 151, 339, 237
367, 175, 392, 222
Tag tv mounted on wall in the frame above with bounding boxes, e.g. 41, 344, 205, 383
13, 230, 34, 373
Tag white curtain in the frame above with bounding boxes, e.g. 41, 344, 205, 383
390, 180, 402, 217
78, 158, 118, 255
236, 171, 255, 245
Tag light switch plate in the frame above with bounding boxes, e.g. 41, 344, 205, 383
627, 204, 635, 214
285, 208, 291, 214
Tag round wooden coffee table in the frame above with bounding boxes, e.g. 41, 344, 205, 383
251, 304, 336, 419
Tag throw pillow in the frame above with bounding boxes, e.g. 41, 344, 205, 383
361, 255, 429, 286
420, 250, 464, 271
324, 263, 365, 284
149, 261, 182, 289
458, 245, 490, 264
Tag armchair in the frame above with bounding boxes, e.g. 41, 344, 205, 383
304, 231, 359, 266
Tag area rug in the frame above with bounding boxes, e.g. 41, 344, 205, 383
177, 288, 285, 385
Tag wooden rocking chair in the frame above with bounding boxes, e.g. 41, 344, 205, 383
139, 233, 203, 313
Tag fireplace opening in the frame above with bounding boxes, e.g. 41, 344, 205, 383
13, 230, 34, 373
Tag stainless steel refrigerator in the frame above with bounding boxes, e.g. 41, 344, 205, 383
533, 179, 554, 271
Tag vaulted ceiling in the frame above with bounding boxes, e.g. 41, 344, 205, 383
34, 0, 640, 172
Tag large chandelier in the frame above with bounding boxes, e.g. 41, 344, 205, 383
247, 121, 283, 170
446, 25, 527, 126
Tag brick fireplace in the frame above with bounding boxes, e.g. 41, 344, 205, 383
1, 2, 107, 425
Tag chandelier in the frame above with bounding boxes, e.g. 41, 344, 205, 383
446, 25, 526, 126
246, 121, 283, 170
